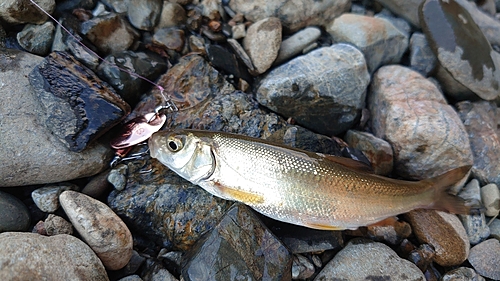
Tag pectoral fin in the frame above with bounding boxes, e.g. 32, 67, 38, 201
214, 182, 265, 205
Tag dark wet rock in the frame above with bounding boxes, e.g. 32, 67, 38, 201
29, 51, 130, 152
243, 17, 282, 74
255, 44, 370, 137
182, 204, 292, 281
274, 27, 321, 65
458, 179, 490, 245
0, 0, 55, 24
81, 170, 112, 200
407, 244, 435, 272
409, 32, 437, 77
80, 13, 140, 54
292, 254, 315, 280
376, 0, 422, 27
156, 1, 186, 31
153, 27, 185, 52
97, 51, 168, 105
481, 183, 500, 217
0, 25, 5, 48
455, 0, 500, 47
0, 232, 108, 280
369, 65, 473, 178
127, 0, 162, 31
229, 0, 350, 32
441, 267, 485, 281
0, 49, 113, 187
313, 238, 425, 281
344, 130, 393, 175
232, 23, 246, 40
420, 0, 500, 101
405, 210, 469, 266
54, 0, 97, 14
141, 259, 178, 281
457, 101, 500, 186
227, 38, 255, 73
0, 191, 30, 232
17, 22, 55, 56
44, 214, 73, 235
31, 183, 78, 213
280, 126, 342, 156
206, 44, 252, 82
101, 0, 127, 13
468, 239, 500, 280
327, 13, 408, 73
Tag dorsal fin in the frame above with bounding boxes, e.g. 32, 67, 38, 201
321, 154, 374, 174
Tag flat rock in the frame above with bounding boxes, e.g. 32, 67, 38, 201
404, 210, 469, 266
0, 232, 108, 281
17, 22, 55, 56
0, 191, 30, 232
243, 17, 282, 74
0, 0, 55, 24
60, 190, 133, 270
182, 204, 292, 281
441, 267, 485, 281
368, 65, 473, 178
313, 238, 425, 281
255, 44, 370, 137
0, 49, 113, 187
327, 13, 408, 73
344, 130, 393, 175
468, 239, 500, 280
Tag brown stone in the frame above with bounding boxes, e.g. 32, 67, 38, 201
243, 17, 282, 74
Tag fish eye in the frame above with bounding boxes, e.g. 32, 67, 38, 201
167, 137, 183, 152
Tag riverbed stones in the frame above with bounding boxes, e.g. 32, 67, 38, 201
243, 17, 282, 74
0, 0, 55, 24
481, 183, 500, 217
274, 27, 321, 65
126, 0, 162, 31
60, 190, 133, 270
344, 130, 393, 175
0, 232, 108, 281
368, 65, 473, 178
458, 179, 490, 245
0, 191, 30, 232
441, 267, 485, 281
17, 21, 55, 56
31, 183, 78, 213
468, 239, 500, 280
409, 32, 437, 77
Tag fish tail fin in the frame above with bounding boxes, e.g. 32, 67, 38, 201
423, 165, 472, 214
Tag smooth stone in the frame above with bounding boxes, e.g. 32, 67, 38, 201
292, 254, 315, 280
141, 260, 178, 281
454, 0, 500, 46
368, 65, 473, 178
155, 2, 186, 31
420, 0, 500, 101
255, 44, 370, 137
375, 0, 422, 27
0, 191, 30, 232
274, 26, 321, 65
81, 170, 112, 201
44, 214, 73, 235
344, 130, 394, 175
243, 17, 282, 74
108, 164, 128, 191
17, 22, 55, 56
313, 238, 425, 281
458, 179, 489, 245
0, 0, 55, 24
232, 23, 246, 39
0, 49, 113, 187
153, 27, 185, 52
457, 101, 500, 186
118, 275, 144, 281
31, 183, 78, 213
182, 204, 292, 281
60, 190, 133, 270
0, 232, 108, 280
327, 13, 408, 73
490, 218, 500, 240
127, 0, 162, 31
409, 32, 437, 77
468, 239, 500, 280
404, 210, 469, 266
375, 9, 412, 37
481, 183, 500, 217
441, 267, 485, 281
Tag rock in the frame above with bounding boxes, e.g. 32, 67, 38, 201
101, 0, 127, 13
182, 204, 292, 281
274, 27, 321, 65
28, 51, 131, 152
409, 32, 437, 77
255, 44, 370, 137
127, 0, 162, 31
292, 254, 315, 280
420, 0, 500, 101
458, 179, 490, 245
375, 0, 422, 27
17, 22, 55, 56
118, 275, 143, 281
368, 65, 473, 178
481, 183, 500, 217
229, 0, 350, 32
364, 218, 412, 245
0, 191, 30, 232
141, 259, 178, 281
0, 232, 108, 280
232, 24, 246, 39
407, 244, 435, 272
80, 13, 139, 54
344, 130, 393, 175
44, 214, 73, 235
441, 267, 485, 281
490, 218, 500, 240
0, 0, 55, 24
313, 238, 425, 281
327, 13, 408, 73
206, 44, 252, 82
457, 101, 500, 186
108, 164, 128, 191
227, 38, 255, 73
60, 190, 133, 270
31, 183, 78, 213
81, 170, 112, 200
468, 239, 500, 280
0, 49, 113, 187
404, 210, 469, 266
153, 27, 185, 52
155, 1, 186, 30
454, 0, 500, 47
109, 250, 146, 281
375, 10, 412, 37
243, 17, 282, 74
198, 0, 224, 20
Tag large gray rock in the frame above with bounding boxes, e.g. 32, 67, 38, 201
0, 49, 113, 187
468, 239, 500, 280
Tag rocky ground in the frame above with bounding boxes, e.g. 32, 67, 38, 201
1, 0, 500, 280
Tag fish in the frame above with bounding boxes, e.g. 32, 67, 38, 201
148, 129, 471, 230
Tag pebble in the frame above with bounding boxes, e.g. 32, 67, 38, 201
481, 183, 500, 217
126, 0, 162, 31
0, 191, 30, 232
243, 17, 282, 74
81, 170, 112, 200
0, 232, 108, 280
327, 13, 408, 73
60, 190, 133, 270
232, 23, 246, 39
229, 0, 350, 32
182, 204, 292, 281
16, 22, 55, 56
490, 218, 500, 240
0, 49, 113, 187
274, 26, 321, 65
457, 179, 490, 244
364, 218, 412, 245
44, 214, 73, 235
441, 267, 485, 281
468, 239, 500, 280
404, 210, 469, 266
292, 254, 315, 280
108, 164, 128, 191
0, 0, 55, 24
409, 32, 437, 77
375, 9, 412, 37
255, 44, 370, 137
420, 0, 500, 101
313, 238, 425, 281
153, 27, 186, 52
142, 260, 178, 281
118, 275, 144, 281
31, 183, 78, 213
344, 130, 393, 175
375, 0, 421, 27
407, 244, 435, 272
368, 65, 473, 179
155, 1, 186, 30
101, 0, 127, 13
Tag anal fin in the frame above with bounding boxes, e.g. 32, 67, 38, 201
303, 222, 346, 231
215, 182, 265, 205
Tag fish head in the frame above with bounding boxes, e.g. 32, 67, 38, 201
149, 130, 215, 184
